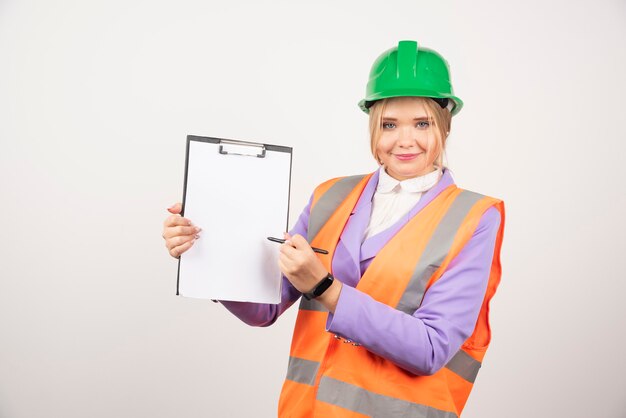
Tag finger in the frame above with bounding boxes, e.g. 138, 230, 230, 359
279, 242, 298, 260
163, 214, 194, 228
166, 234, 197, 250
278, 258, 293, 277
170, 238, 195, 258
167, 202, 182, 214
282, 232, 298, 249
289, 234, 311, 250
279, 248, 295, 264
163, 225, 201, 239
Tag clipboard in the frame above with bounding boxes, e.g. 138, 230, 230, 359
176, 135, 292, 303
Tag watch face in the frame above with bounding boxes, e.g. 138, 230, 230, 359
304, 273, 333, 300
314, 274, 334, 297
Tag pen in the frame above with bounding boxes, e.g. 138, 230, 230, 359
267, 236, 329, 254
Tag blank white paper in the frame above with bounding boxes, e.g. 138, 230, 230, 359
177, 138, 291, 303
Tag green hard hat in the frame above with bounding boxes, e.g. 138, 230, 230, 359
358, 40, 463, 116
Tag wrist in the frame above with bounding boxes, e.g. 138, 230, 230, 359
317, 279, 342, 314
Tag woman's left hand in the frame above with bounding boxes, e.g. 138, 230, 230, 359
278, 233, 329, 294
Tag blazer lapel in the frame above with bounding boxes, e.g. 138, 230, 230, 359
331, 171, 378, 285
360, 168, 457, 267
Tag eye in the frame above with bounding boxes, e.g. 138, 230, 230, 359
417, 121, 430, 129
382, 122, 396, 129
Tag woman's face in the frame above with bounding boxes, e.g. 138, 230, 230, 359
375, 97, 441, 181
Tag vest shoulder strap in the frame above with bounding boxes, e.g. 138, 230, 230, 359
308, 174, 368, 242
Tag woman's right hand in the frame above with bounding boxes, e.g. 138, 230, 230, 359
162, 202, 202, 259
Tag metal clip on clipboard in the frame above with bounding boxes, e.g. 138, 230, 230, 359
218, 139, 266, 158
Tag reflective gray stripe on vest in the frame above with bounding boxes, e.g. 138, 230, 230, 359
396, 190, 485, 315
299, 297, 328, 312
445, 350, 482, 383
285, 356, 320, 386
317, 376, 458, 418
307, 175, 367, 243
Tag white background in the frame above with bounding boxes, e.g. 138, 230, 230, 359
1, 1, 625, 417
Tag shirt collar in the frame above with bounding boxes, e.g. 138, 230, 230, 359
376, 166, 443, 194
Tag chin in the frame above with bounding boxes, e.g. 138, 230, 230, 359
390, 166, 427, 179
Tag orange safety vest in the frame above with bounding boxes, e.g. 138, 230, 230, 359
278, 173, 505, 418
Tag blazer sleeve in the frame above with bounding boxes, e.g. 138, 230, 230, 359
326, 206, 502, 375
218, 195, 313, 327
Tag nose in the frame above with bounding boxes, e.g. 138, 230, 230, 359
397, 126, 417, 148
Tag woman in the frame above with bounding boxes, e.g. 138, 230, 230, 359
162, 40, 505, 417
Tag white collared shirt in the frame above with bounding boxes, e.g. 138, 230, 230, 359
363, 166, 442, 240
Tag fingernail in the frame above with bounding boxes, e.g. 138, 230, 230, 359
195, 227, 201, 233
195, 234, 200, 239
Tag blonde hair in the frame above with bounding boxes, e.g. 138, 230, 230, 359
368, 97, 452, 169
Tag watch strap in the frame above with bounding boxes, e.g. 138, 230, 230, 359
303, 273, 334, 300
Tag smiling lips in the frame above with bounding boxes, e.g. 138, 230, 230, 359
394, 153, 421, 161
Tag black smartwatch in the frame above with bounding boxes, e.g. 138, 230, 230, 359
303, 273, 334, 300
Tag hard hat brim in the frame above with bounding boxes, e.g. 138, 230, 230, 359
358, 90, 464, 116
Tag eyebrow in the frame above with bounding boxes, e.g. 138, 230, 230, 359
382, 116, 431, 121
